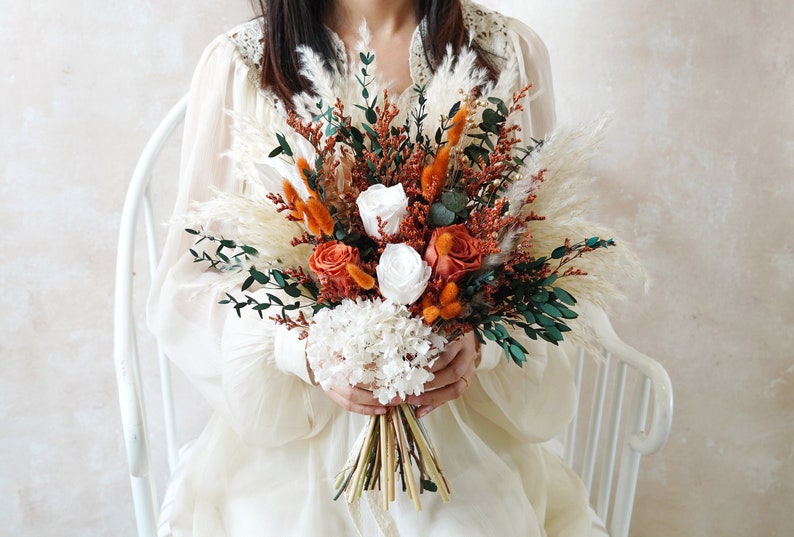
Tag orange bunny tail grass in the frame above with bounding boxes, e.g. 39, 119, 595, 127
423, 305, 441, 324
283, 180, 306, 219
421, 147, 451, 203
303, 206, 320, 235
434, 146, 450, 174
439, 281, 459, 306
283, 179, 300, 204
422, 294, 435, 310
296, 157, 314, 193
292, 198, 307, 220
440, 301, 463, 320
420, 166, 436, 201
346, 263, 376, 290
447, 106, 469, 147
305, 197, 335, 236
434, 232, 454, 257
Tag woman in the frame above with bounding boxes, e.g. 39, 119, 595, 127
148, 0, 598, 535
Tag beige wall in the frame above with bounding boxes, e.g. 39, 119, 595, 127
1, 0, 791, 535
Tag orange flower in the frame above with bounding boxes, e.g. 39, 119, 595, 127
423, 284, 464, 322
309, 241, 360, 296
303, 203, 319, 234
346, 263, 375, 290
423, 305, 441, 324
447, 105, 468, 147
282, 179, 306, 219
296, 157, 314, 194
305, 197, 335, 236
421, 147, 451, 203
420, 166, 434, 198
424, 224, 483, 282
434, 232, 454, 257
438, 281, 459, 306
440, 301, 463, 320
292, 198, 306, 220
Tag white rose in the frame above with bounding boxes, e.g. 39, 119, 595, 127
376, 243, 431, 305
356, 183, 408, 238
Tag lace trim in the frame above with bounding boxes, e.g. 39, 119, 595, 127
227, 19, 269, 97
461, 0, 511, 71
226, 0, 513, 95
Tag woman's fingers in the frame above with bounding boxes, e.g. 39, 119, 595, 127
407, 378, 470, 418
423, 350, 474, 390
319, 332, 480, 417
325, 385, 389, 415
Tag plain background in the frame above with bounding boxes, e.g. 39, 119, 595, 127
1, 0, 792, 535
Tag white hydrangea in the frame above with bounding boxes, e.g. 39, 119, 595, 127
306, 297, 447, 404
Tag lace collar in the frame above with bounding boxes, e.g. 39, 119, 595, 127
227, 0, 511, 97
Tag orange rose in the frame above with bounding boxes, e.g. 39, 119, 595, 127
423, 224, 483, 282
309, 241, 360, 296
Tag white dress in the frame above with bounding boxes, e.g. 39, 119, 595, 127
148, 2, 600, 535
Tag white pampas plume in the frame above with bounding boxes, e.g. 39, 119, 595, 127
421, 46, 489, 140
480, 52, 520, 106
482, 227, 523, 270
182, 179, 312, 275
518, 122, 646, 349
293, 44, 339, 122
292, 22, 386, 129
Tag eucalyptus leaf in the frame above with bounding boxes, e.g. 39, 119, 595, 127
530, 289, 549, 303
553, 287, 576, 306
441, 190, 468, 212
540, 303, 562, 318
482, 108, 505, 125
284, 285, 302, 298
551, 245, 568, 259
251, 269, 268, 284
545, 325, 563, 342
429, 203, 455, 226
509, 344, 527, 364
464, 145, 490, 165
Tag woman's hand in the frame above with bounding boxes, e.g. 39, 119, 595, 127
324, 384, 395, 416
406, 331, 479, 418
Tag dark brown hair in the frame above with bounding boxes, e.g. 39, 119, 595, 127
250, 0, 497, 105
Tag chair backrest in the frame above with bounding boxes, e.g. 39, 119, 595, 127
561, 305, 673, 537
114, 94, 188, 537
114, 96, 673, 537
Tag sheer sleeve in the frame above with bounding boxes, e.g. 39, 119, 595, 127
459, 19, 576, 444
146, 34, 335, 447
505, 16, 557, 140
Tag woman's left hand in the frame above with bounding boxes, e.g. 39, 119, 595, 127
406, 331, 479, 418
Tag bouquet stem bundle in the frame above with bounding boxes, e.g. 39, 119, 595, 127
334, 404, 451, 511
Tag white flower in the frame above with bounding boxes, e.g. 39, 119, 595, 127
376, 243, 431, 305
306, 297, 447, 404
356, 183, 408, 238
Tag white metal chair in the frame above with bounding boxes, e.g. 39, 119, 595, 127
114, 94, 188, 537
114, 96, 673, 537
557, 304, 673, 537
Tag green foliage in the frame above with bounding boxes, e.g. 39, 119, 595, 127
186, 228, 325, 322
464, 234, 615, 363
